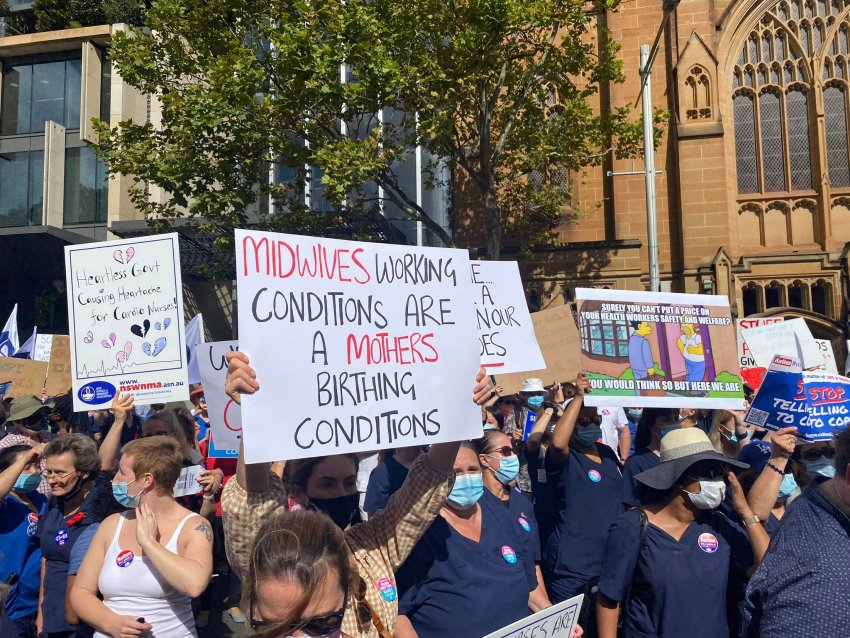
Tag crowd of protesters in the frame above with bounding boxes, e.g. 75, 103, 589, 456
0, 350, 849, 638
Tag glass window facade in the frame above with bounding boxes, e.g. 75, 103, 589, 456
64, 146, 108, 224
0, 150, 44, 227
1, 57, 81, 136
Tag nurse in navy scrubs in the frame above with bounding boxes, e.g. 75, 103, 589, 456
596, 428, 770, 638
543, 373, 623, 607
476, 429, 551, 611
395, 442, 540, 638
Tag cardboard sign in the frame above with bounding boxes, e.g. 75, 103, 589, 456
64, 233, 190, 411
44, 336, 72, 397
471, 261, 545, 374
736, 318, 784, 390
482, 594, 583, 638
33, 334, 54, 362
815, 339, 839, 374
0, 358, 48, 398
740, 318, 821, 371
496, 305, 581, 395
235, 229, 481, 463
745, 355, 850, 441
172, 464, 204, 498
196, 341, 242, 453
575, 289, 744, 409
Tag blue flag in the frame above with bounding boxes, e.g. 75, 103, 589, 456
0, 304, 19, 358
745, 355, 850, 441
185, 314, 204, 385
13, 326, 37, 359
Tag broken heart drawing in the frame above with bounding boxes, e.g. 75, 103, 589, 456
113, 247, 135, 265
142, 337, 167, 358
131, 320, 151, 338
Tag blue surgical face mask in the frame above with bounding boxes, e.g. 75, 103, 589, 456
575, 424, 602, 447
489, 454, 520, 485
659, 424, 680, 439
805, 457, 836, 479
112, 479, 142, 508
483, 424, 497, 431
526, 396, 545, 409
778, 473, 798, 500
447, 473, 484, 509
626, 409, 642, 421
13, 472, 41, 494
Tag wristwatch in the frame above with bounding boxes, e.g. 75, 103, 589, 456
741, 515, 761, 527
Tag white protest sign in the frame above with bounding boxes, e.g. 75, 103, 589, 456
482, 594, 583, 638
172, 464, 204, 498
235, 229, 481, 463
741, 318, 821, 371
64, 233, 190, 411
196, 341, 242, 453
736, 318, 783, 369
472, 261, 545, 374
815, 339, 839, 374
33, 334, 54, 362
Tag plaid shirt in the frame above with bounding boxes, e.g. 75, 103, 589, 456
222, 454, 454, 637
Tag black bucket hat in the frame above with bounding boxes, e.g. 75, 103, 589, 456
635, 427, 749, 490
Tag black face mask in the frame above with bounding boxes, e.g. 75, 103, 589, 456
310, 493, 362, 530
58, 473, 90, 503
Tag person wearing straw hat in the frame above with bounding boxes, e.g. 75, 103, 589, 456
595, 427, 770, 638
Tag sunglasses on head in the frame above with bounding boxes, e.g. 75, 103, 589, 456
802, 446, 836, 461
249, 597, 346, 637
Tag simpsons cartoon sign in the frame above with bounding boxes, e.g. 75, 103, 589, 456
575, 289, 745, 409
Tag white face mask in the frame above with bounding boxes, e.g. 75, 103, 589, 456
684, 478, 726, 510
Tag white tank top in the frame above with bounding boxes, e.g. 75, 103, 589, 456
94, 512, 197, 638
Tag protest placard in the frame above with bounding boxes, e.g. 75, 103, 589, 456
471, 261, 545, 374
745, 355, 850, 441
736, 317, 784, 390
172, 465, 204, 498
44, 336, 72, 397
496, 305, 581, 395
235, 229, 481, 463
33, 334, 54, 362
575, 289, 744, 409
0, 358, 47, 398
196, 341, 242, 454
64, 233, 190, 411
815, 339, 839, 374
482, 594, 583, 638
740, 318, 821, 371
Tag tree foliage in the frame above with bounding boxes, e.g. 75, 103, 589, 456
32, 0, 145, 30
97, 0, 647, 259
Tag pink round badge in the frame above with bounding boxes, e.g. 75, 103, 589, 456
116, 549, 135, 568
697, 533, 719, 554
376, 577, 397, 602
518, 517, 531, 532
587, 469, 602, 483
501, 545, 518, 564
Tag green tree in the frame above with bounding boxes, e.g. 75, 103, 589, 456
32, 0, 145, 31
97, 0, 645, 259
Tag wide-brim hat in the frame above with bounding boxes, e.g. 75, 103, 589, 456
635, 428, 749, 490
520, 378, 545, 393
8, 395, 54, 424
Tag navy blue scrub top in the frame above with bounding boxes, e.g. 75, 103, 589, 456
621, 449, 660, 508
544, 444, 623, 581
364, 456, 409, 514
598, 508, 754, 638
0, 492, 47, 620
39, 476, 107, 634
397, 491, 536, 638
506, 490, 541, 564
526, 447, 558, 520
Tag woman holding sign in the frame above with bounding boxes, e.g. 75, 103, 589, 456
595, 428, 769, 638
221, 351, 493, 637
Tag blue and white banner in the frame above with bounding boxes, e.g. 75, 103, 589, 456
13, 326, 37, 359
0, 305, 19, 358
745, 355, 850, 441
185, 313, 204, 385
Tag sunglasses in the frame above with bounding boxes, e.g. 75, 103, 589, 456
801, 446, 836, 461
249, 598, 346, 636
486, 446, 514, 457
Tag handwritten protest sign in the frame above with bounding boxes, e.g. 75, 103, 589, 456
815, 339, 839, 374
737, 318, 784, 390
471, 261, 544, 374
740, 318, 820, 371
575, 289, 744, 409
497, 305, 581, 395
745, 355, 850, 441
235, 229, 481, 463
33, 334, 54, 362
172, 465, 204, 498
64, 234, 189, 411
44, 336, 72, 397
0, 358, 47, 398
196, 341, 242, 454
483, 594, 583, 638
